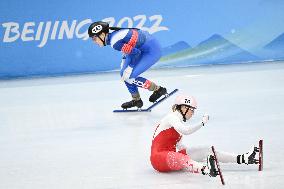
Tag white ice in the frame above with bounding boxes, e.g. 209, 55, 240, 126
0, 62, 284, 189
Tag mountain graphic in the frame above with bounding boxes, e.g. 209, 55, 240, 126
263, 33, 284, 59
159, 34, 259, 66
161, 41, 191, 56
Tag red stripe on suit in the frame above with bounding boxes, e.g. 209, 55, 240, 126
121, 30, 138, 54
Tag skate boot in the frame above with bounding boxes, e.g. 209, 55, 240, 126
121, 99, 143, 109
237, 146, 258, 165
201, 155, 218, 177
149, 87, 167, 102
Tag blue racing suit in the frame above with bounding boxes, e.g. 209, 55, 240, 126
105, 29, 161, 95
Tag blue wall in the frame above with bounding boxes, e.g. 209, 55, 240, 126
1, 0, 284, 79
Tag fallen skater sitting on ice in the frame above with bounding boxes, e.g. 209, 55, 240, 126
150, 94, 262, 180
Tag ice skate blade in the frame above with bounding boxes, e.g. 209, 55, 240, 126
113, 89, 179, 113
152, 94, 169, 103
258, 139, 263, 171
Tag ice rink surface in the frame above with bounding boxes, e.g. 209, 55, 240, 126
0, 61, 284, 189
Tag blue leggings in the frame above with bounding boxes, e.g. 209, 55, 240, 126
120, 38, 162, 94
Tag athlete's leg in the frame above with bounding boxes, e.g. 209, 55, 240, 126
166, 151, 204, 173
127, 38, 162, 91
130, 38, 161, 77
120, 57, 139, 96
151, 151, 204, 174
186, 146, 237, 163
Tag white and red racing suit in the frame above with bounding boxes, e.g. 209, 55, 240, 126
150, 111, 237, 172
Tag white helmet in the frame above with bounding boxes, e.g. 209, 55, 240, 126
174, 95, 197, 109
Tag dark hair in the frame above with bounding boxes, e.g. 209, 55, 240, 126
109, 26, 139, 32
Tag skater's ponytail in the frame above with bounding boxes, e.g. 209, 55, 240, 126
108, 26, 140, 32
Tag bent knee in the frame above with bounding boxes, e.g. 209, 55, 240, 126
122, 77, 135, 84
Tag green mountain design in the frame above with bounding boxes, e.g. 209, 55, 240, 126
159, 34, 258, 65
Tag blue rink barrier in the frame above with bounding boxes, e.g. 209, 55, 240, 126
1, 0, 284, 79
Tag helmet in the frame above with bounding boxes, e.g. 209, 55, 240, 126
88, 21, 109, 38
174, 95, 197, 109
173, 95, 197, 122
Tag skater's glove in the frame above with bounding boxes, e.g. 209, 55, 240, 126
202, 114, 209, 126
121, 66, 133, 81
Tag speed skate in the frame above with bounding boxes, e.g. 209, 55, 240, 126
211, 139, 263, 186
113, 89, 178, 113
243, 139, 264, 171
212, 146, 226, 185
258, 139, 264, 171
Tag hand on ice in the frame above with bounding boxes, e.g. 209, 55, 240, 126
121, 66, 133, 81
202, 114, 209, 126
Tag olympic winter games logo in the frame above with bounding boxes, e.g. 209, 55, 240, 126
92, 25, 103, 34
